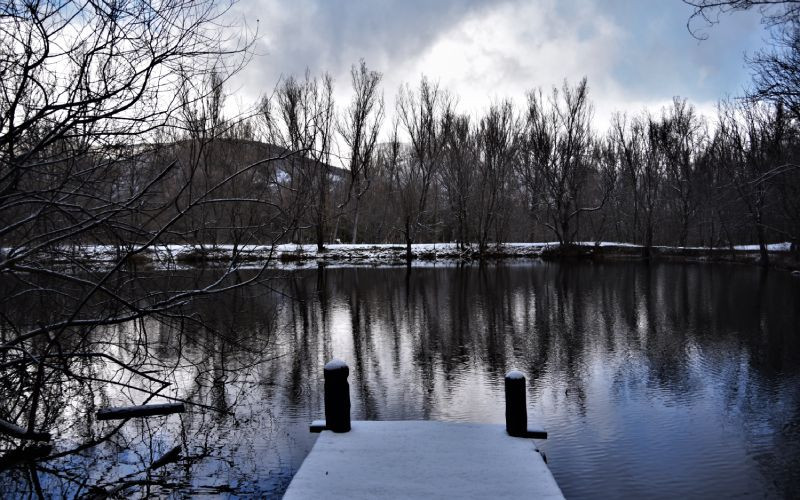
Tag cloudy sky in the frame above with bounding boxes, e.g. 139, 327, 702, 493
227, 0, 771, 130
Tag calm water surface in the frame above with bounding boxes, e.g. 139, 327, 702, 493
2, 261, 799, 498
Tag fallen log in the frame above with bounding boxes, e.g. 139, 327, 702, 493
0, 444, 53, 469
0, 418, 51, 441
150, 445, 182, 470
96, 403, 185, 421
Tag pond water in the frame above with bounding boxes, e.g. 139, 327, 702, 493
2, 261, 799, 498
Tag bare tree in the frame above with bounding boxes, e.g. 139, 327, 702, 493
0, 2, 306, 491
313, 75, 335, 252
611, 112, 665, 256
259, 71, 336, 251
519, 78, 610, 246
685, 1, 800, 118
750, 16, 800, 119
716, 99, 789, 264
376, 120, 405, 242
685, 0, 800, 251
660, 98, 707, 247
610, 113, 642, 244
685, 0, 800, 33
338, 60, 384, 244
177, 69, 229, 248
395, 77, 449, 263
774, 154, 800, 252
439, 110, 476, 249
476, 100, 519, 255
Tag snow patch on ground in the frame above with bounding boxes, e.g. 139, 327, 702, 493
733, 242, 792, 251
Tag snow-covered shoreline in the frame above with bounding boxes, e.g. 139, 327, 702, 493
3, 241, 795, 270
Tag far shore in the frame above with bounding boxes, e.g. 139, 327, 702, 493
8, 241, 799, 272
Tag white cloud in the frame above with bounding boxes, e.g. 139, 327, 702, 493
400, 0, 623, 122
223, 0, 768, 134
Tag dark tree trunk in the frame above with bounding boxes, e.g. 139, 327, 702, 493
756, 223, 770, 267
643, 216, 653, 259
680, 211, 689, 248
405, 216, 412, 266
351, 196, 360, 244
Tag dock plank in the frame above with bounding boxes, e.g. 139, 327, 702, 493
284, 420, 564, 499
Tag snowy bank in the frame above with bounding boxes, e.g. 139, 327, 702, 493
2, 241, 796, 270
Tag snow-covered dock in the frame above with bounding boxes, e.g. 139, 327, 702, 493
283, 420, 564, 500
284, 361, 563, 499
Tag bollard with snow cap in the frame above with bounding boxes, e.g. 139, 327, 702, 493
324, 359, 351, 432
505, 370, 527, 437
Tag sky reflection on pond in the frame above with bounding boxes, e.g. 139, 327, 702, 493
1, 261, 798, 498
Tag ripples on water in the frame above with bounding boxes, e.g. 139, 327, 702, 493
1, 261, 798, 498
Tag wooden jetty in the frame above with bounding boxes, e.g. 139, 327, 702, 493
284, 360, 564, 499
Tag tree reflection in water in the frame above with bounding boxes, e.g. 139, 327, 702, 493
1, 262, 798, 498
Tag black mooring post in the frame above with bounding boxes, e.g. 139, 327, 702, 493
324, 359, 351, 432
505, 370, 527, 437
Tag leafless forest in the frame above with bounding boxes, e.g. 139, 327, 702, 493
1, 0, 799, 496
